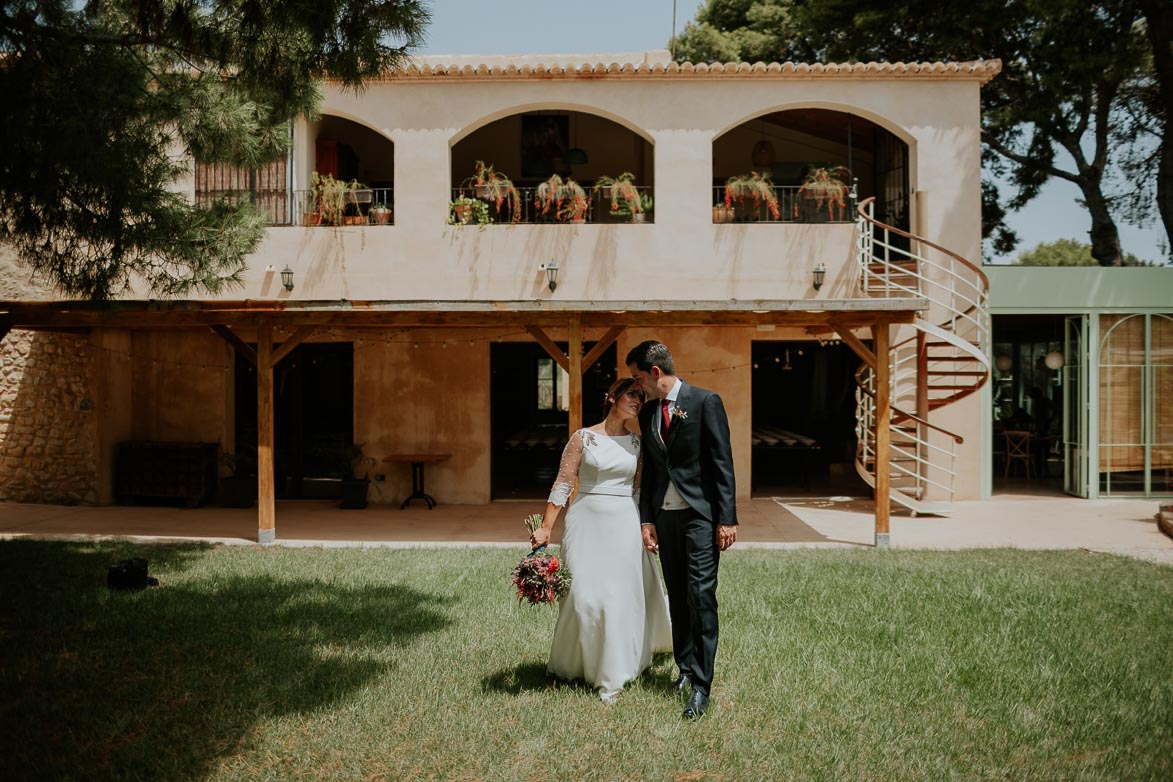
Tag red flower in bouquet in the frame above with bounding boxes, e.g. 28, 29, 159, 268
512, 513, 573, 606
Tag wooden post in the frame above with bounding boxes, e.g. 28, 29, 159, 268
874, 322, 891, 547
256, 320, 276, 544
568, 317, 583, 436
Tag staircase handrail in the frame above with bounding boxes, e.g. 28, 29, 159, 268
854, 364, 965, 443
855, 197, 990, 289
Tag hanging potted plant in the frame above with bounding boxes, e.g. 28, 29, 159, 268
796, 165, 851, 221
535, 174, 589, 223
724, 172, 780, 222
633, 193, 653, 224
448, 195, 491, 229
369, 202, 392, 225
592, 172, 643, 223
462, 160, 521, 223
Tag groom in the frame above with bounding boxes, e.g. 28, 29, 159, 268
627, 340, 737, 720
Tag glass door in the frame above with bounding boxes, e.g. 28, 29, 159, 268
1063, 315, 1088, 497
1150, 315, 1173, 495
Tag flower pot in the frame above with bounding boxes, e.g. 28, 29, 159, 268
453, 204, 474, 224
340, 478, 370, 509
343, 215, 366, 226
632, 213, 646, 223
303, 212, 322, 226
713, 205, 734, 224
475, 185, 493, 200
370, 208, 392, 225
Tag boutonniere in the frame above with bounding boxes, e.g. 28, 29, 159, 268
671, 407, 688, 422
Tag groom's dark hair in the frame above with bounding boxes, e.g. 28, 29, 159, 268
625, 340, 675, 375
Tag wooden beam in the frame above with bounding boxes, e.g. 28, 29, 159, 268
271, 326, 316, 366
210, 325, 257, 368
873, 322, 891, 547
832, 326, 876, 370
256, 320, 276, 544
568, 317, 583, 437
582, 325, 625, 371
524, 325, 569, 372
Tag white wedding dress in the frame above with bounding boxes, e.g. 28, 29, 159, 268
545, 429, 673, 701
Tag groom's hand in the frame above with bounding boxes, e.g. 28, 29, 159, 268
641, 523, 659, 554
716, 524, 737, 551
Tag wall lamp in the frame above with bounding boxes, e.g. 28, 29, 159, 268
280, 265, 294, 292
812, 263, 826, 291
543, 259, 559, 292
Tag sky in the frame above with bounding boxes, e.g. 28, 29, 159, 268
418, 0, 1167, 265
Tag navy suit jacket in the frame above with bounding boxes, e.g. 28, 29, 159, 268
638, 380, 738, 527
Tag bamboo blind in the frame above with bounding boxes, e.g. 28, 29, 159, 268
1099, 314, 1173, 472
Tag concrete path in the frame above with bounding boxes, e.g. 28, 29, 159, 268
2, 492, 1171, 565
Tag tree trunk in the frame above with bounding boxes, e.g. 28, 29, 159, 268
1080, 179, 1124, 266
1139, 0, 1173, 258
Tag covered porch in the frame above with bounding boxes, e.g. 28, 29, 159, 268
1, 298, 926, 546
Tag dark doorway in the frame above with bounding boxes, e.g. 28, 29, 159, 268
490, 342, 617, 499
234, 342, 354, 498
751, 340, 867, 495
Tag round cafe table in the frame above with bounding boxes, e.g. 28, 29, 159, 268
382, 453, 451, 509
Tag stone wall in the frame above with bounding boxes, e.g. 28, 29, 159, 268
0, 330, 101, 504
0, 247, 102, 504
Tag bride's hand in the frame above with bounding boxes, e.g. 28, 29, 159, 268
530, 527, 551, 549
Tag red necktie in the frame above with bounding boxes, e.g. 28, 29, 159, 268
661, 399, 671, 440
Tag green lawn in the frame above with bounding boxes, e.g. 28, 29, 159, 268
1, 540, 1170, 781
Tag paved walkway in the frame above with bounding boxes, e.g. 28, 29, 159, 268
3, 489, 1171, 565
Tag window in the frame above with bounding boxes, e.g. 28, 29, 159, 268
536, 358, 570, 411
194, 157, 289, 225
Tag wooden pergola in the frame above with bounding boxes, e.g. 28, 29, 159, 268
1, 298, 927, 546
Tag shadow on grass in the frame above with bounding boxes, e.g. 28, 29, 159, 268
481, 661, 551, 695
0, 540, 453, 781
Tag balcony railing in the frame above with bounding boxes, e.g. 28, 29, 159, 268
449, 186, 654, 225
711, 186, 856, 224
289, 188, 395, 227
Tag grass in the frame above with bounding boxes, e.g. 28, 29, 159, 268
0, 541, 1170, 782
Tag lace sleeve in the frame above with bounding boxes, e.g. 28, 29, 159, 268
631, 433, 642, 504
547, 430, 584, 507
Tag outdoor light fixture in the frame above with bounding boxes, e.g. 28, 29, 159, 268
812, 263, 826, 291
1044, 350, 1065, 370
544, 259, 559, 292
280, 265, 294, 292
995, 354, 1013, 372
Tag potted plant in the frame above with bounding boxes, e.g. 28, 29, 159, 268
633, 193, 653, 223
336, 442, 377, 509
369, 203, 392, 225
724, 172, 780, 222
535, 174, 589, 223
218, 448, 257, 508
448, 195, 491, 229
462, 160, 521, 223
592, 172, 642, 222
311, 172, 367, 226
713, 202, 735, 223
796, 165, 851, 221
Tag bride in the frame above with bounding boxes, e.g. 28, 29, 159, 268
529, 377, 673, 703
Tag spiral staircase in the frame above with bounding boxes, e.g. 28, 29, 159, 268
852, 197, 991, 516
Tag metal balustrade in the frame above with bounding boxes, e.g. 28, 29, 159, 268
710, 186, 856, 224
447, 186, 655, 225
853, 197, 991, 515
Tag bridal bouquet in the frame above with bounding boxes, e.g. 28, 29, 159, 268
511, 513, 572, 606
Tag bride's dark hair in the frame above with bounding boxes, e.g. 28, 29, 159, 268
602, 377, 645, 417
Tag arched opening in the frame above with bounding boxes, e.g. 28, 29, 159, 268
451, 110, 654, 224
302, 115, 395, 226
712, 108, 909, 226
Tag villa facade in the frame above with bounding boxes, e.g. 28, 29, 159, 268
4, 50, 1162, 543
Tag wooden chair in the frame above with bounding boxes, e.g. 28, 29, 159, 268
1003, 430, 1034, 479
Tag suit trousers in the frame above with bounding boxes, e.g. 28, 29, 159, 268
654, 507, 720, 696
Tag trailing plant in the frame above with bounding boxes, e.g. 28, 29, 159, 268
311, 172, 366, 226
724, 171, 780, 221
797, 165, 852, 220
462, 161, 521, 223
592, 172, 642, 219
535, 174, 589, 222
448, 195, 491, 229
